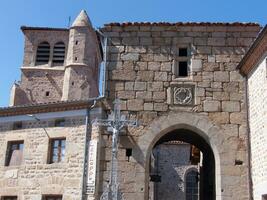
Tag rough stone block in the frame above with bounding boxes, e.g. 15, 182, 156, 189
148, 82, 164, 91
213, 92, 230, 100
110, 70, 136, 81
203, 100, 220, 112
125, 82, 134, 90
214, 71, 229, 82
117, 91, 135, 99
154, 72, 168, 81
134, 82, 146, 91
144, 103, 154, 111
230, 71, 244, 82
222, 101, 240, 112
153, 91, 166, 100
154, 103, 168, 111
148, 62, 161, 71
207, 37, 226, 46
136, 91, 152, 100
121, 53, 140, 61
161, 62, 172, 72
191, 59, 203, 72
154, 54, 169, 62
209, 112, 230, 124
137, 71, 154, 81
127, 99, 144, 111
230, 112, 246, 124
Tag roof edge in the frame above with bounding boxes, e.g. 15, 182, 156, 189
21, 26, 69, 32
104, 22, 260, 27
237, 25, 267, 75
0, 99, 102, 117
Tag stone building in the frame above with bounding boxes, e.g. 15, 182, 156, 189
0, 9, 265, 200
238, 25, 267, 200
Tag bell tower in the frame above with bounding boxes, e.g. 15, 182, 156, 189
62, 10, 101, 101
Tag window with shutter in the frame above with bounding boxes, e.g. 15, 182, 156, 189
52, 42, 65, 66
36, 42, 50, 65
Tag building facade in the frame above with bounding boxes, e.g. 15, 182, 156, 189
0, 10, 265, 200
238, 25, 267, 200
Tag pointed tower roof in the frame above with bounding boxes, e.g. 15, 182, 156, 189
72, 10, 92, 27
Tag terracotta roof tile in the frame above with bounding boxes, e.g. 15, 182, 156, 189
105, 22, 259, 27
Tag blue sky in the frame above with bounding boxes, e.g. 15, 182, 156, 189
0, 0, 266, 107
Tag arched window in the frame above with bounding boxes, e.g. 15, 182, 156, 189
36, 42, 50, 65
52, 42, 65, 65
185, 169, 199, 200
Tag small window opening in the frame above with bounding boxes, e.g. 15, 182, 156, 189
13, 121, 22, 130
45, 91, 50, 96
235, 160, 243, 165
71, 81, 75, 86
36, 42, 50, 65
179, 48, 188, 57
5, 141, 24, 166
52, 42, 65, 66
178, 61, 188, 76
2, 196, 18, 200
55, 118, 65, 127
42, 195, 63, 200
126, 148, 132, 161
75, 57, 78, 61
75, 41, 79, 45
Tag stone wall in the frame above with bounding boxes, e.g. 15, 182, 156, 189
247, 55, 267, 200
22, 29, 69, 67
0, 116, 87, 200
98, 23, 261, 200
151, 143, 198, 200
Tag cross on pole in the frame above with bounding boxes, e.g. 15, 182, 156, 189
94, 99, 138, 200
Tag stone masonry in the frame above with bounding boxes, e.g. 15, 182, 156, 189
0, 9, 264, 200
98, 22, 261, 200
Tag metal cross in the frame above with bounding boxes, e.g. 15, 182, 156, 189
94, 99, 138, 200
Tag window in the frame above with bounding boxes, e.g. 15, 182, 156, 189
262, 194, 267, 200
1, 196, 17, 200
5, 141, 24, 166
52, 42, 65, 66
36, 42, 50, 65
174, 47, 190, 77
49, 138, 66, 163
12, 121, 22, 130
42, 195, 62, 200
185, 170, 199, 200
54, 118, 65, 127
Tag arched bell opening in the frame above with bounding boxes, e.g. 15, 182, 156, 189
148, 129, 216, 200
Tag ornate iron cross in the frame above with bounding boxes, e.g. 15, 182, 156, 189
94, 99, 138, 200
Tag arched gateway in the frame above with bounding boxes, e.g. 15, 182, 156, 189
136, 112, 224, 200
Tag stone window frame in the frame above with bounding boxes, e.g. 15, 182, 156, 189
48, 137, 66, 164
5, 140, 24, 167
172, 45, 193, 81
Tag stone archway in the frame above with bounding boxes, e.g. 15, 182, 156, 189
135, 112, 223, 200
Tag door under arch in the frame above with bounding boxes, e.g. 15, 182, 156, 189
148, 129, 216, 200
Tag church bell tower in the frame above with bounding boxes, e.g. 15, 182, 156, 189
62, 10, 101, 101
